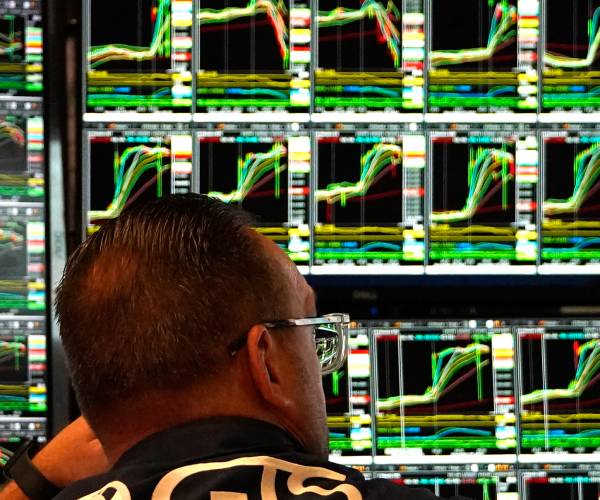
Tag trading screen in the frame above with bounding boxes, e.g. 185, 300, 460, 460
0, 0, 46, 455
81, 2, 600, 496
327, 319, 600, 499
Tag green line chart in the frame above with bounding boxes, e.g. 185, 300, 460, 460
544, 143, 600, 216
88, 0, 171, 68
207, 143, 287, 204
0, 15, 23, 60
377, 343, 490, 410
317, 0, 402, 68
89, 145, 171, 222
315, 143, 402, 206
545, 7, 600, 68
431, 146, 514, 223
430, 0, 517, 67
521, 339, 600, 405
198, 0, 290, 68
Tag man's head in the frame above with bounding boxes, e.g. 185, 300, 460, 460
56, 194, 329, 459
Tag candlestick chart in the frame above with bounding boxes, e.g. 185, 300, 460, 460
542, 136, 600, 267
374, 329, 515, 456
428, 0, 536, 112
197, 0, 307, 112
543, 0, 600, 111
314, 130, 425, 268
520, 328, 600, 453
86, 0, 192, 113
315, 0, 421, 111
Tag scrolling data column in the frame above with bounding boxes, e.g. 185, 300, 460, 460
325, 327, 372, 465
0, 0, 46, 455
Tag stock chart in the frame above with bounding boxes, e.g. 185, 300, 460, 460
519, 323, 600, 456
85, 128, 193, 230
541, 129, 600, 270
543, 0, 600, 112
428, 0, 537, 113
197, 124, 310, 263
428, 126, 537, 270
373, 325, 516, 460
314, 0, 424, 113
196, 0, 310, 113
85, 0, 193, 115
313, 124, 425, 271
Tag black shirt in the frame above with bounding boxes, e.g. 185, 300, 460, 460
55, 417, 471, 499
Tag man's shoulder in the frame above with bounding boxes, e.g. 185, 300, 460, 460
55, 452, 469, 499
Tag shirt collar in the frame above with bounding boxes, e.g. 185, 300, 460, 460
113, 417, 305, 468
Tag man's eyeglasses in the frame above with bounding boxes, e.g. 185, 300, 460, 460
228, 313, 350, 375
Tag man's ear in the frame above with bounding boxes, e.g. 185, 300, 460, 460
245, 324, 293, 409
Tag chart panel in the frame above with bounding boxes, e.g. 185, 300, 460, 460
196, 0, 310, 114
0, 316, 46, 461
427, 0, 538, 113
84, 125, 193, 232
313, 123, 425, 273
519, 320, 600, 459
314, 0, 424, 114
541, 127, 600, 272
0, 1, 43, 97
428, 124, 538, 272
542, 0, 600, 113
84, 0, 193, 117
325, 327, 372, 462
0, 205, 44, 314
373, 322, 516, 463
0, 112, 43, 204
197, 123, 310, 265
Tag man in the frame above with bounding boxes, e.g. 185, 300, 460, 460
2, 195, 469, 499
